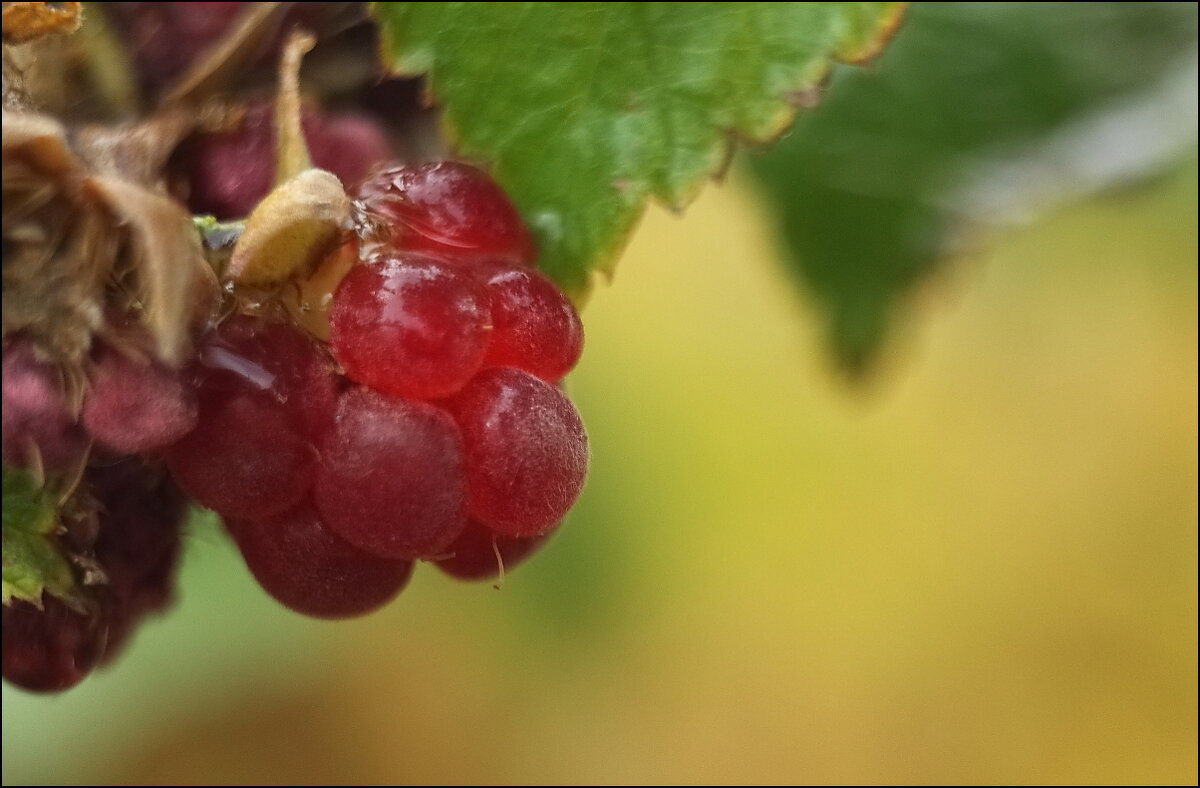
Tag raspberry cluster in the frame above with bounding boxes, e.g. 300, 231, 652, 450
4, 5, 588, 693
165, 161, 588, 619
2, 160, 588, 691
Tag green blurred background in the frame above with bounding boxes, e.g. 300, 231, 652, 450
3, 3, 1197, 785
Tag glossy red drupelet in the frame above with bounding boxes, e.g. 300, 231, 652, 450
480, 267, 583, 382
355, 162, 535, 265
329, 255, 490, 400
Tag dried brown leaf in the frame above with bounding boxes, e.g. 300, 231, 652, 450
2, 110, 108, 363
72, 106, 196, 185
2, 2, 81, 44
87, 177, 218, 365
3, 110, 218, 366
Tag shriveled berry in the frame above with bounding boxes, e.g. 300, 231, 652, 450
481, 267, 583, 381
228, 505, 413, 619
434, 519, 553, 581
330, 256, 489, 400
88, 461, 185, 617
2, 339, 86, 471
355, 162, 534, 265
165, 391, 317, 521
2, 597, 108, 693
442, 368, 587, 536
195, 316, 339, 440
81, 348, 197, 453
85, 461, 186, 662
315, 387, 467, 560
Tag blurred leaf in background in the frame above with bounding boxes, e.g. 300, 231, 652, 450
747, 2, 1199, 372
372, 2, 905, 295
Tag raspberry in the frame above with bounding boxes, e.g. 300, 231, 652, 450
329, 255, 489, 400
81, 347, 197, 454
355, 162, 535, 265
314, 387, 467, 559
195, 316, 339, 440
183, 101, 392, 220
166, 316, 336, 521
2, 338, 87, 472
227, 505, 413, 619
1, 597, 108, 693
480, 267, 583, 381
166, 390, 318, 521
442, 368, 588, 537
4, 151, 592, 682
434, 519, 553, 581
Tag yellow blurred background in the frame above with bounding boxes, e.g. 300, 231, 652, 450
2, 164, 1196, 785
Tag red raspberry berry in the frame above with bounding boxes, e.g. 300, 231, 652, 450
166, 390, 318, 521
85, 461, 186, 662
2, 338, 87, 472
227, 505, 414, 619
481, 267, 583, 381
107, 2, 250, 91
87, 461, 186, 619
355, 162, 535, 265
315, 387, 467, 560
165, 317, 335, 521
329, 256, 489, 400
108, 3, 357, 94
195, 316, 339, 440
81, 347, 198, 454
442, 368, 587, 537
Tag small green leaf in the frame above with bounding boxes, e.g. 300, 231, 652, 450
372, 1, 905, 296
747, 2, 1198, 372
2, 468, 74, 604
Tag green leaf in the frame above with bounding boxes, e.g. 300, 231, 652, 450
746, 2, 1198, 372
372, 1, 905, 295
2, 468, 74, 605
